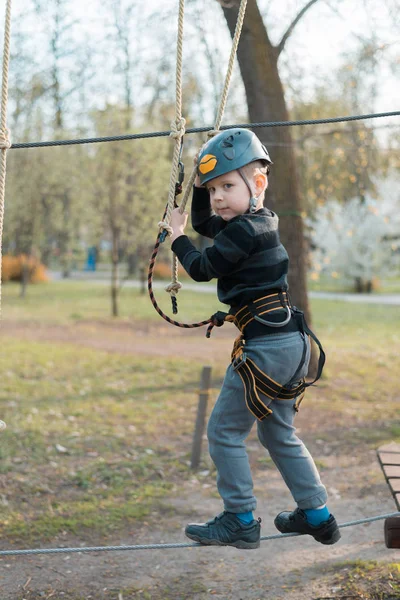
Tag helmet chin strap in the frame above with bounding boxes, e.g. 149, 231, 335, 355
238, 168, 259, 214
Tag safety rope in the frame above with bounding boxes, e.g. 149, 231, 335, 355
178, 0, 248, 216
0, 0, 12, 434
0, 0, 12, 313
158, 0, 186, 304
9, 111, 400, 149
158, 0, 248, 311
0, 512, 398, 556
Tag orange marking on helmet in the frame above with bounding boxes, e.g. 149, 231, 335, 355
199, 154, 217, 174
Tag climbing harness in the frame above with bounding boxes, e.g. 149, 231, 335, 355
207, 291, 326, 420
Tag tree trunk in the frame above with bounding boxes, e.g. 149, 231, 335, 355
59, 193, 71, 278
111, 228, 120, 317
221, 0, 310, 319
139, 264, 146, 295
20, 259, 30, 299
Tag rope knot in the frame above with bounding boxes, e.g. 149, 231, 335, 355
0, 128, 11, 149
170, 117, 186, 140
165, 281, 182, 294
158, 220, 173, 237
207, 129, 220, 139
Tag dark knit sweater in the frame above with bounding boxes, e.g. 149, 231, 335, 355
171, 186, 289, 309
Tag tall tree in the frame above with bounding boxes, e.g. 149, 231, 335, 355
31, 0, 94, 276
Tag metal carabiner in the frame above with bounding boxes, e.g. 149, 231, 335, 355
253, 306, 292, 328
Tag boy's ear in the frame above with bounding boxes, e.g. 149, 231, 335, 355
254, 172, 268, 193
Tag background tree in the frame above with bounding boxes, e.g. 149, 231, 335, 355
292, 89, 379, 215
4, 110, 89, 292
2, 0, 398, 313
88, 105, 171, 316
28, 0, 95, 276
308, 188, 400, 292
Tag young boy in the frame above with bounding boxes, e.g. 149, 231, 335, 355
169, 128, 340, 549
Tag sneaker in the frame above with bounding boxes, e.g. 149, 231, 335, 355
185, 511, 261, 549
274, 508, 341, 545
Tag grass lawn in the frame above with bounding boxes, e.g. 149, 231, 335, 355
308, 273, 400, 294
0, 281, 399, 545
1, 280, 225, 324
0, 337, 201, 544
2, 278, 400, 328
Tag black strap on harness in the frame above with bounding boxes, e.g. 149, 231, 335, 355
207, 291, 325, 421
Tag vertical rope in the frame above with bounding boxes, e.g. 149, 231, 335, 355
213, 0, 247, 134
157, 0, 248, 309
158, 0, 186, 302
0, 0, 12, 321
179, 0, 248, 213
164, 0, 185, 230
0, 0, 12, 432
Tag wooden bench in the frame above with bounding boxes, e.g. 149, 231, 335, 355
377, 442, 400, 548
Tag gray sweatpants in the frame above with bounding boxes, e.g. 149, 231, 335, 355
207, 331, 328, 513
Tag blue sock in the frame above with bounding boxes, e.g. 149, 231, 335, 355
303, 506, 330, 526
236, 511, 254, 524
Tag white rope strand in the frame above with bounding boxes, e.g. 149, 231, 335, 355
180, 0, 248, 213
162, 0, 186, 236
0, 0, 12, 324
161, 0, 187, 299
0, 0, 12, 433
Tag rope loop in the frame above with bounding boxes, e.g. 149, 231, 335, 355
170, 117, 186, 140
0, 127, 11, 149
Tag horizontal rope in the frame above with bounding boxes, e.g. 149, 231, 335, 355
9, 111, 400, 150
0, 511, 398, 557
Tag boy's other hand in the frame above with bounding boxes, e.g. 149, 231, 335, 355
170, 207, 188, 243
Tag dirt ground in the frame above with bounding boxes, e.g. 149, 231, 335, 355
0, 320, 399, 600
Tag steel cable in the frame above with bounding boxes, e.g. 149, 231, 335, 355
0, 512, 398, 557
9, 111, 400, 150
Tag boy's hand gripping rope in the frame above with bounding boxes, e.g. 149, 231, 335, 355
148, 178, 229, 338
152, 0, 248, 329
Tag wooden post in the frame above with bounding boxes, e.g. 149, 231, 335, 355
191, 366, 212, 470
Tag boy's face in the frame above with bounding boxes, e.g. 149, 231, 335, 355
206, 169, 256, 221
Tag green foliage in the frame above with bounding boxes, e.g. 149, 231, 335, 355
88, 105, 172, 258
4, 114, 92, 268
5, 103, 178, 281
292, 89, 379, 215
0, 338, 199, 543
1, 280, 225, 323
